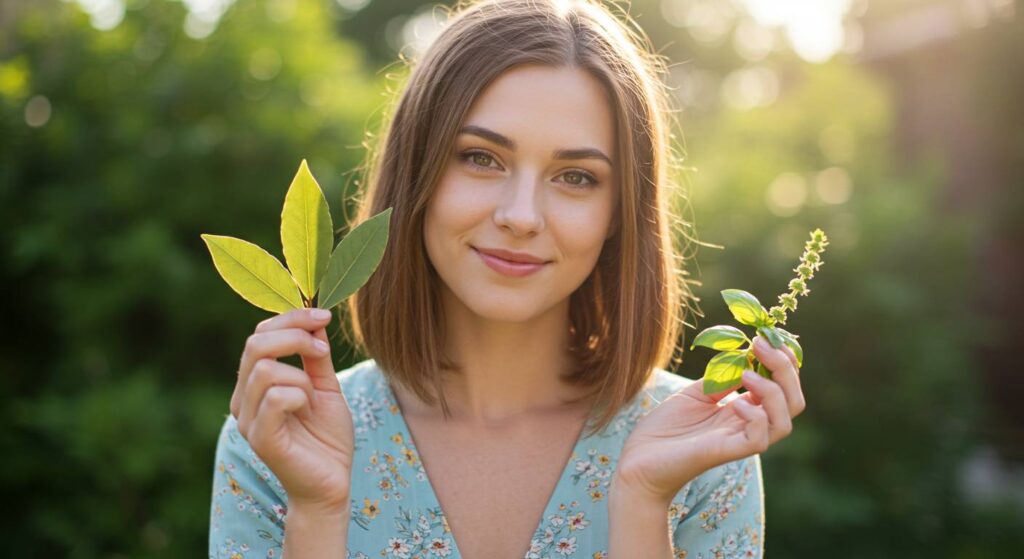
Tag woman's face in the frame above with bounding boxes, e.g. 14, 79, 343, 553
424, 63, 619, 323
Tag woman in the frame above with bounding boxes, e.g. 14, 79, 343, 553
209, 1, 805, 557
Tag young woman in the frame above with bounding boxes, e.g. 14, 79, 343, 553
209, 1, 805, 558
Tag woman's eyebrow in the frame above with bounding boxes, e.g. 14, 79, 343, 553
458, 125, 613, 167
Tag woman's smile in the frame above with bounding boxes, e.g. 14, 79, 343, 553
472, 246, 550, 277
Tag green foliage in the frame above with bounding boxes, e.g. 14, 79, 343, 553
0, 1, 383, 556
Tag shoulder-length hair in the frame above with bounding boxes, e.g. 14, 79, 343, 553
340, 0, 697, 437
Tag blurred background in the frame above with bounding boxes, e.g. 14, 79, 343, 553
2, 0, 1022, 557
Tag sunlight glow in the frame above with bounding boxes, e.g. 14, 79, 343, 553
182, 0, 236, 39
720, 65, 779, 110
399, 6, 450, 59
72, 0, 125, 31
661, 0, 739, 46
739, 0, 853, 62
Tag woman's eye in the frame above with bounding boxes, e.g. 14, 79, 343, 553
459, 150, 599, 189
460, 150, 500, 170
560, 170, 599, 188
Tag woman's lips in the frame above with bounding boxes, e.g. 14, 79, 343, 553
473, 247, 548, 277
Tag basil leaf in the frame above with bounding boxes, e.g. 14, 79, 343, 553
721, 289, 770, 327
691, 325, 749, 351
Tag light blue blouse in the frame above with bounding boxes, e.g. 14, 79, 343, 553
209, 359, 764, 558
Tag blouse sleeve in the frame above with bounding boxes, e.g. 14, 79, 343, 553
208, 414, 290, 559
669, 454, 765, 558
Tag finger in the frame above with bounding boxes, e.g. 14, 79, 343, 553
703, 383, 743, 405
247, 385, 310, 453
687, 375, 743, 405
232, 307, 327, 411
742, 370, 792, 445
300, 326, 339, 390
255, 307, 333, 334
730, 397, 770, 454
753, 335, 800, 374
238, 359, 316, 436
752, 336, 806, 417
237, 327, 330, 395
780, 344, 800, 371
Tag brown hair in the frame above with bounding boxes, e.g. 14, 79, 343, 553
339, 0, 697, 437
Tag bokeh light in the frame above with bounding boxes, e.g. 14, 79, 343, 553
739, 0, 855, 62
24, 95, 51, 128
766, 172, 808, 216
815, 166, 853, 205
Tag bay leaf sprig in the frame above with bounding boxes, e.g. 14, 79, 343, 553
200, 159, 391, 315
691, 229, 828, 395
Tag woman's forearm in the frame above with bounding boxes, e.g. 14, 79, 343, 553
282, 500, 350, 558
608, 482, 674, 559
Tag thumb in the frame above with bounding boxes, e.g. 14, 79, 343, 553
302, 327, 340, 392
683, 375, 742, 405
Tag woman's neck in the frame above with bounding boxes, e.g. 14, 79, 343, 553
396, 287, 592, 427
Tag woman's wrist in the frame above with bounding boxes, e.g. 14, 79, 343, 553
608, 478, 674, 558
283, 499, 351, 559
288, 496, 352, 519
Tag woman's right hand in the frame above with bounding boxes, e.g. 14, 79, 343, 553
230, 307, 354, 513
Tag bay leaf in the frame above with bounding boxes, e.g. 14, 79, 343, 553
280, 159, 333, 300
317, 207, 392, 310
200, 234, 303, 313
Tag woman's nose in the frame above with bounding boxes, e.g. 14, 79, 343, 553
494, 176, 545, 237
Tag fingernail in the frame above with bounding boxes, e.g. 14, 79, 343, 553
754, 337, 768, 350
743, 370, 758, 382
314, 339, 330, 354
311, 308, 331, 320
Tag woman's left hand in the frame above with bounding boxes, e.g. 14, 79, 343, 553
614, 335, 806, 505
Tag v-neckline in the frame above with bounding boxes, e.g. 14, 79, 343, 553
378, 371, 595, 559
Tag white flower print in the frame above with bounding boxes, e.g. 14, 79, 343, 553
386, 537, 411, 558
427, 537, 453, 557
555, 536, 578, 555
568, 511, 589, 531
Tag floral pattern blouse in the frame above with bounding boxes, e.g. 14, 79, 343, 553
209, 359, 764, 558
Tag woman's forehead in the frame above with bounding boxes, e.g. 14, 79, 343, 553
460, 64, 616, 160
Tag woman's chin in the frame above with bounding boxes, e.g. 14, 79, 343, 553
454, 291, 549, 323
